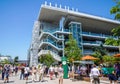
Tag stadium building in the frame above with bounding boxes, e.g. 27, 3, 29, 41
28, 2, 120, 66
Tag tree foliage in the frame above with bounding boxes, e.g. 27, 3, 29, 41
14, 56, 19, 63
1, 59, 10, 65
104, 0, 120, 50
38, 52, 55, 67
13, 56, 19, 65
112, 26, 120, 38
104, 37, 119, 46
103, 55, 115, 63
92, 44, 107, 61
114, 57, 120, 62
102, 55, 120, 64
92, 44, 107, 56
110, 0, 120, 20
64, 35, 82, 63
110, 0, 120, 38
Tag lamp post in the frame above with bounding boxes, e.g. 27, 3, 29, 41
61, 17, 68, 79
61, 35, 68, 79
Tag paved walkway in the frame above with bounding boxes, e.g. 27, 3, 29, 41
0, 73, 110, 84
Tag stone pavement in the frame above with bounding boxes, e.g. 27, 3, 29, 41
0, 73, 110, 84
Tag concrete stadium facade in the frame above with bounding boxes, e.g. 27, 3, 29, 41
28, 2, 120, 66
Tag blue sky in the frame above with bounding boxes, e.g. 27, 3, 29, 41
0, 0, 116, 60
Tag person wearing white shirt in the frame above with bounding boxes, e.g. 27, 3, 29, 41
90, 64, 100, 84
24, 65, 30, 84
39, 65, 44, 82
49, 65, 54, 80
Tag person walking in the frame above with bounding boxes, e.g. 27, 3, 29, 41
114, 62, 120, 79
20, 66, 25, 80
4, 65, 10, 83
1, 66, 5, 80
10, 65, 14, 76
39, 65, 44, 82
54, 65, 58, 78
58, 64, 63, 84
24, 65, 30, 83
90, 64, 100, 84
44, 66, 49, 77
108, 64, 117, 84
14, 66, 18, 75
49, 65, 54, 80
32, 66, 37, 82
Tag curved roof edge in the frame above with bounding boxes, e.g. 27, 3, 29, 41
38, 4, 120, 24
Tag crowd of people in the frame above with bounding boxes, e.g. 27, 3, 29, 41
0, 62, 120, 84
0, 64, 64, 84
0, 64, 18, 83
70, 63, 120, 84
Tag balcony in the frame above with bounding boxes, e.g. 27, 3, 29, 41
82, 41, 118, 49
43, 28, 59, 33
53, 29, 70, 34
39, 32, 64, 41
82, 32, 118, 39
39, 40, 63, 51
42, 28, 70, 33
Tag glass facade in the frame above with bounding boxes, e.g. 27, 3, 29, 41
69, 22, 83, 49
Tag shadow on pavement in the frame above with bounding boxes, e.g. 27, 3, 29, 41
26, 79, 48, 83
100, 81, 110, 84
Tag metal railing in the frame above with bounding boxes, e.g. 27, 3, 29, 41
39, 32, 64, 40
39, 41, 63, 50
82, 32, 118, 39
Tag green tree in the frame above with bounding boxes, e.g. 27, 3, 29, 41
38, 52, 55, 67
104, 37, 119, 46
108, 0, 120, 47
103, 55, 115, 64
14, 56, 19, 64
112, 26, 120, 38
114, 57, 120, 62
64, 35, 82, 63
92, 44, 108, 62
1, 59, 10, 65
110, 0, 120, 20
